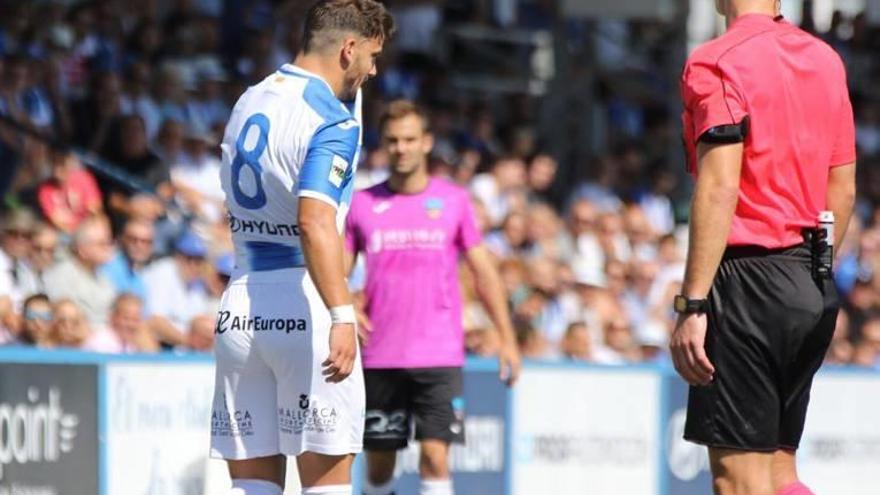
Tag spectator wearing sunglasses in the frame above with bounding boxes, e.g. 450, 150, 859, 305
18, 294, 54, 348
101, 218, 155, 301
17, 224, 60, 299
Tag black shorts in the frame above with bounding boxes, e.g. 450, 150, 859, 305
685, 243, 839, 451
363, 367, 465, 451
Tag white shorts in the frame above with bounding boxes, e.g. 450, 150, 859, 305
209, 267, 364, 460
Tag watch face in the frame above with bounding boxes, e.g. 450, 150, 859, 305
674, 295, 687, 313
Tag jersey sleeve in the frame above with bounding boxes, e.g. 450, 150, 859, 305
681, 56, 748, 144
298, 119, 360, 209
830, 84, 856, 167
456, 192, 483, 252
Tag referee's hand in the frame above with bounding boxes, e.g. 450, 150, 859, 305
323, 323, 357, 383
671, 314, 715, 386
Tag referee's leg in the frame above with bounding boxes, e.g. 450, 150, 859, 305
771, 449, 812, 495
706, 448, 816, 495
769, 274, 838, 495
686, 251, 833, 495
708, 449, 773, 495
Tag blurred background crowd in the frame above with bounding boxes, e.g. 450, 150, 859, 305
0, 0, 878, 370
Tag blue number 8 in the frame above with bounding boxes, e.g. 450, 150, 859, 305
232, 113, 270, 209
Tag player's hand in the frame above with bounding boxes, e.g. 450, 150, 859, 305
356, 307, 372, 345
323, 323, 357, 383
498, 342, 522, 387
670, 313, 715, 386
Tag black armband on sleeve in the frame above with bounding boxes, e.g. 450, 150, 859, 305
699, 116, 749, 144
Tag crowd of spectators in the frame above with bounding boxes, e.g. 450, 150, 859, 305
0, 1, 877, 370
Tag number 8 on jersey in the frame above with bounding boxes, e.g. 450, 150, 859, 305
232, 113, 270, 210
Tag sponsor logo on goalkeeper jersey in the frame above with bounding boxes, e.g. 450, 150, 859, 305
367, 228, 447, 253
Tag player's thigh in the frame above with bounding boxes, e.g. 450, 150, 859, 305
266, 275, 365, 455
297, 452, 355, 487
410, 367, 465, 444
282, 364, 365, 455
364, 369, 411, 451
211, 282, 282, 460
227, 454, 286, 487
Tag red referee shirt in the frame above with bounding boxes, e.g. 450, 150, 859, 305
681, 14, 856, 249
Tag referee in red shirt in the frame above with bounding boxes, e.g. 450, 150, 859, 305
672, 2, 856, 495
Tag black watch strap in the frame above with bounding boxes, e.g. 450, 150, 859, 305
673, 295, 709, 314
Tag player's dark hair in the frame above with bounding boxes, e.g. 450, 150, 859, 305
379, 99, 430, 133
302, 0, 395, 54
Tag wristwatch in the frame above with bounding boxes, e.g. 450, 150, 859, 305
673, 295, 709, 315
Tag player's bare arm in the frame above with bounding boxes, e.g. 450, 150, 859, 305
672, 141, 742, 386
826, 162, 856, 248
299, 197, 356, 383
465, 244, 522, 386
343, 247, 372, 343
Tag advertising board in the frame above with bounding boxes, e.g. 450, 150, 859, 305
0, 363, 98, 495
106, 362, 214, 495
511, 367, 660, 495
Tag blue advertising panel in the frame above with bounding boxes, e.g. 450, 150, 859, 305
660, 375, 712, 495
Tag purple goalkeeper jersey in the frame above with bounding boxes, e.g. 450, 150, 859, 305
345, 177, 482, 368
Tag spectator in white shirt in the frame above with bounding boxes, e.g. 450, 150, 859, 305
170, 122, 224, 222
143, 230, 210, 346
470, 155, 527, 227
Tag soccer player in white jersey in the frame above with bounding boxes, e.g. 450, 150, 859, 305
209, 2, 394, 495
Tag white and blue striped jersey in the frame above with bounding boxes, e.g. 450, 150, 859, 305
220, 63, 362, 272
